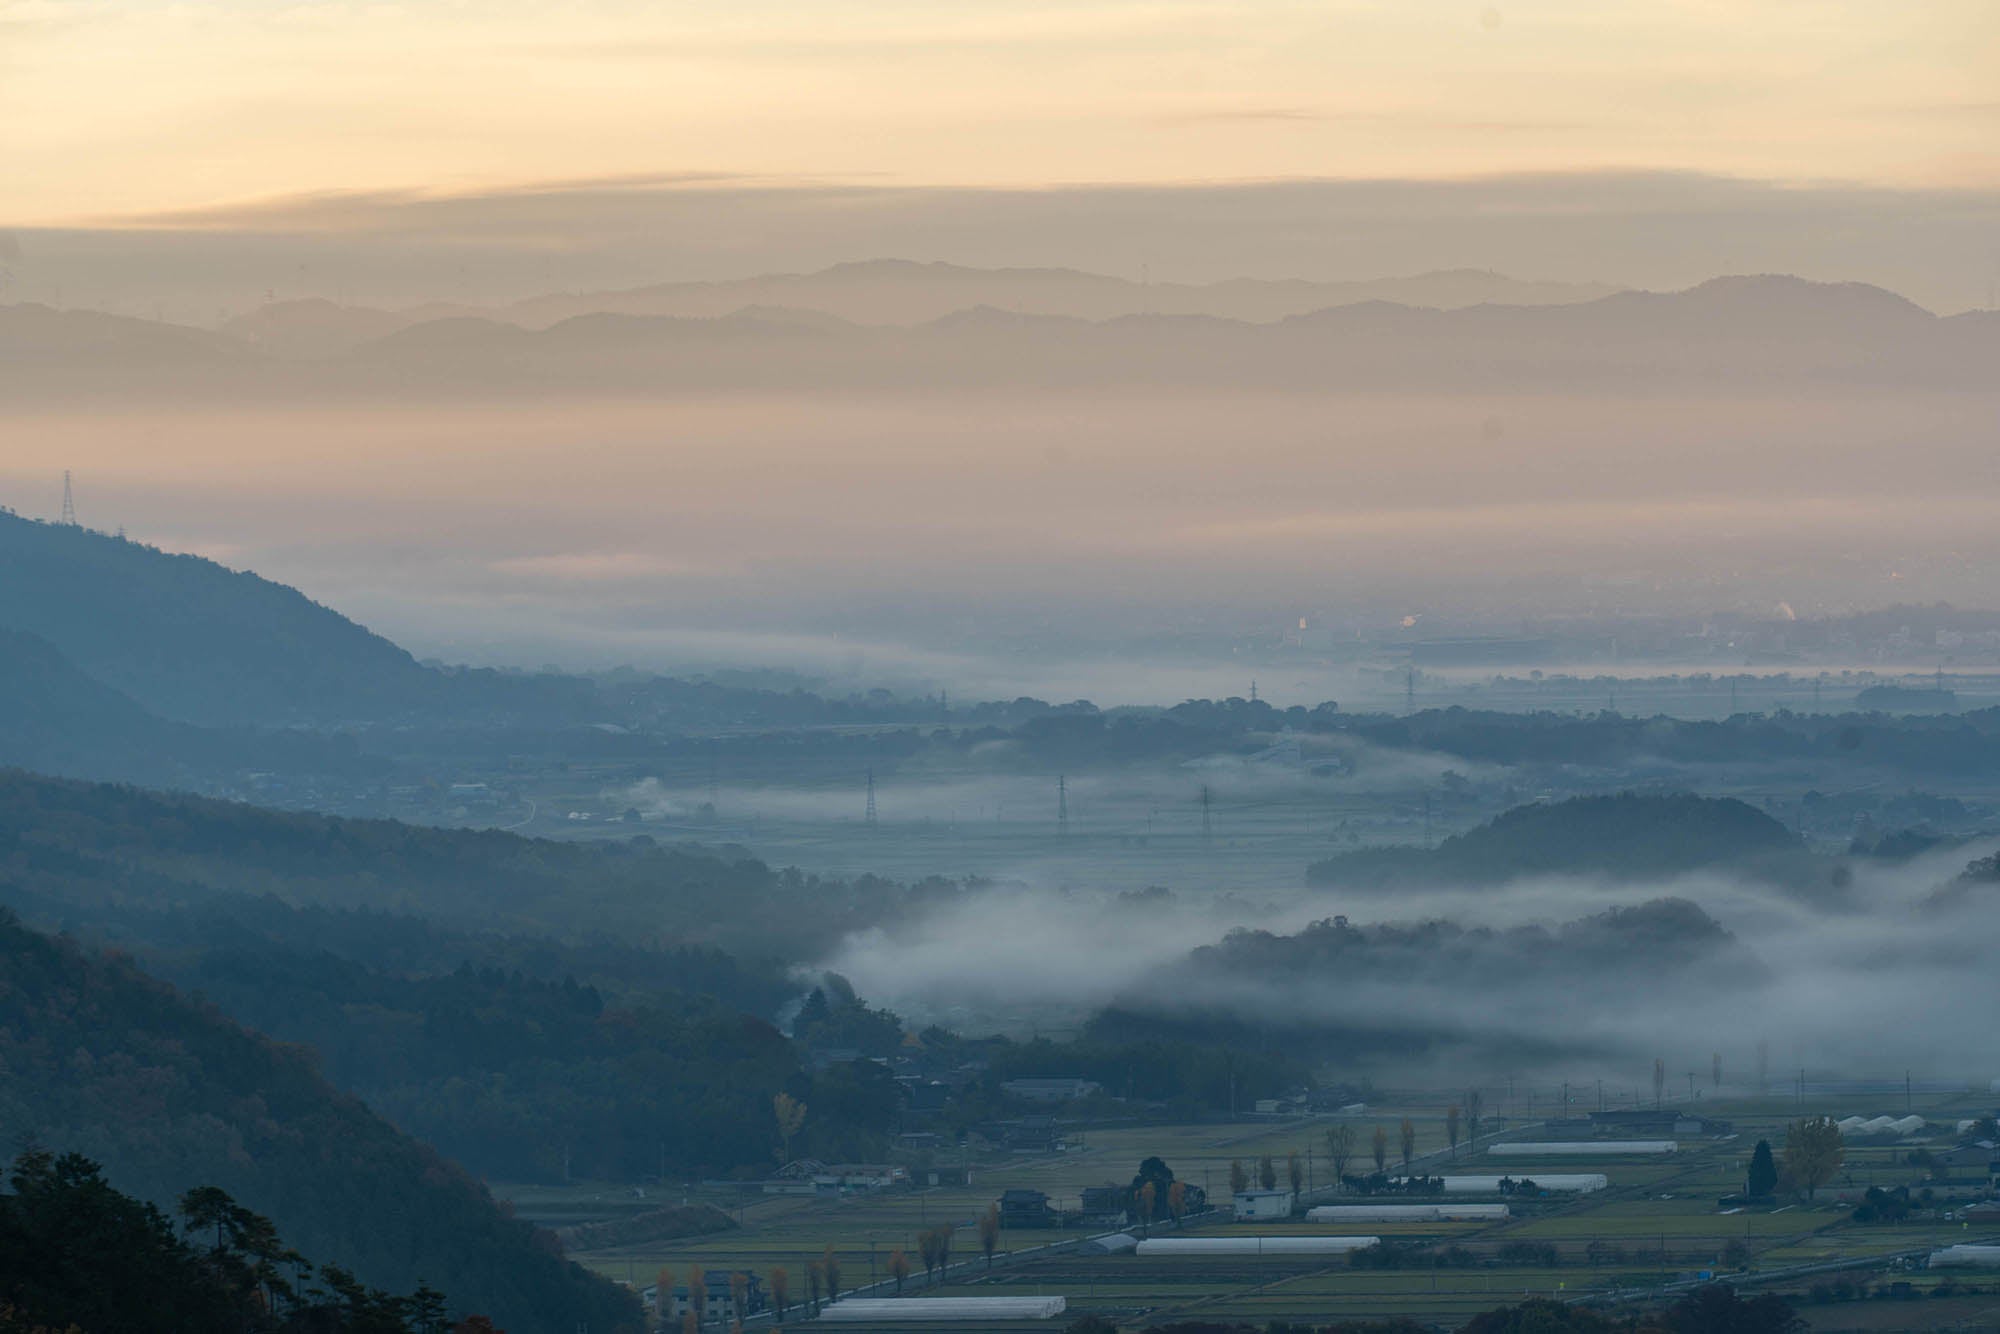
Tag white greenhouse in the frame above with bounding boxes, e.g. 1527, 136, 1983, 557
819, 1297, 1070, 1321
1306, 1204, 1510, 1223
1135, 1236, 1379, 1256
1929, 1245, 2000, 1269
1488, 1141, 1675, 1156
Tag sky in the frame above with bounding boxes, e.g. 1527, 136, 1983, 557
5, 1, 1998, 224
4, 2, 2000, 315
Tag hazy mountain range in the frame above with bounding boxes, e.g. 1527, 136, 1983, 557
221, 260, 1623, 351
5, 266, 1994, 401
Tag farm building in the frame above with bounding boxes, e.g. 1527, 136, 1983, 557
818, 1296, 1070, 1321
999, 1188, 1054, 1228
1432, 1174, 1608, 1193
643, 1270, 765, 1323
1590, 1110, 1732, 1137
1231, 1188, 1296, 1220
1306, 1203, 1509, 1223
1489, 1140, 1675, 1156
1001, 1078, 1101, 1103
1136, 1236, 1379, 1256
1929, 1245, 2000, 1268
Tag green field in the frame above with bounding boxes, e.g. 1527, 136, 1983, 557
531, 1090, 2000, 1329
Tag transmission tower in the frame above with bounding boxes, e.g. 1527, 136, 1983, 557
59, 471, 76, 527
864, 769, 877, 829
1405, 666, 1415, 711
1057, 776, 1068, 836
1199, 785, 1213, 841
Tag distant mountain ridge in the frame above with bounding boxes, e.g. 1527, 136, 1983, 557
221, 259, 1623, 355
12, 272, 1995, 401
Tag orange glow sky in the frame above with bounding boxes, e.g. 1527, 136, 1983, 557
5, 0, 1998, 226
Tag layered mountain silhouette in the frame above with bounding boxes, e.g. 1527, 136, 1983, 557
221, 260, 1622, 355
11, 271, 1995, 399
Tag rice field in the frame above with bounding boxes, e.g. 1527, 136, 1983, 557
532, 1089, 2000, 1328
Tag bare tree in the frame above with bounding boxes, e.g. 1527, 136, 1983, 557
1325, 1124, 1354, 1188
1258, 1155, 1277, 1190
1229, 1158, 1249, 1194
1286, 1151, 1303, 1195
1466, 1090, 1483, 1147
917, 1229, 940, 1284
729, 1273, 748, 1326
978, 1203, 1000, 1271
1446, 1105, 1462, 1158
1399, 1118, 1416, 1172
1371, 1126, 1388, 1174
688, 1270, 707, 1327
806, 1262, 822, 1315
821, 1244, 842, 1301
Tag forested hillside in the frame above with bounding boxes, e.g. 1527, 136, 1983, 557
0, 509, 435, 724
0, 626, 381, 787
0, 770, 922, 1180
0, 912, 640, 1332
1310, 792, 1804, 887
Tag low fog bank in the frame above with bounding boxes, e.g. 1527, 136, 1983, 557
12, 383, 2000, 678
813, 838, 2000, 1084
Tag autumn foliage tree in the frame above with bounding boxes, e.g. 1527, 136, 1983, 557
772, 1093, 807, 1164
1782, 1117, 1845, 1200
1399, 1119, 1416, 1172
1228, 1159, 1249, 1194
653, 1267, 673, 1332
978, 1203, 1001, 1270
1257, 1155, 1277, 1190
767, 1267, 789, 1321
820, 1245, 841, 1301
1371, 1126, 1389, 1174
887, 1249, 910, 1295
